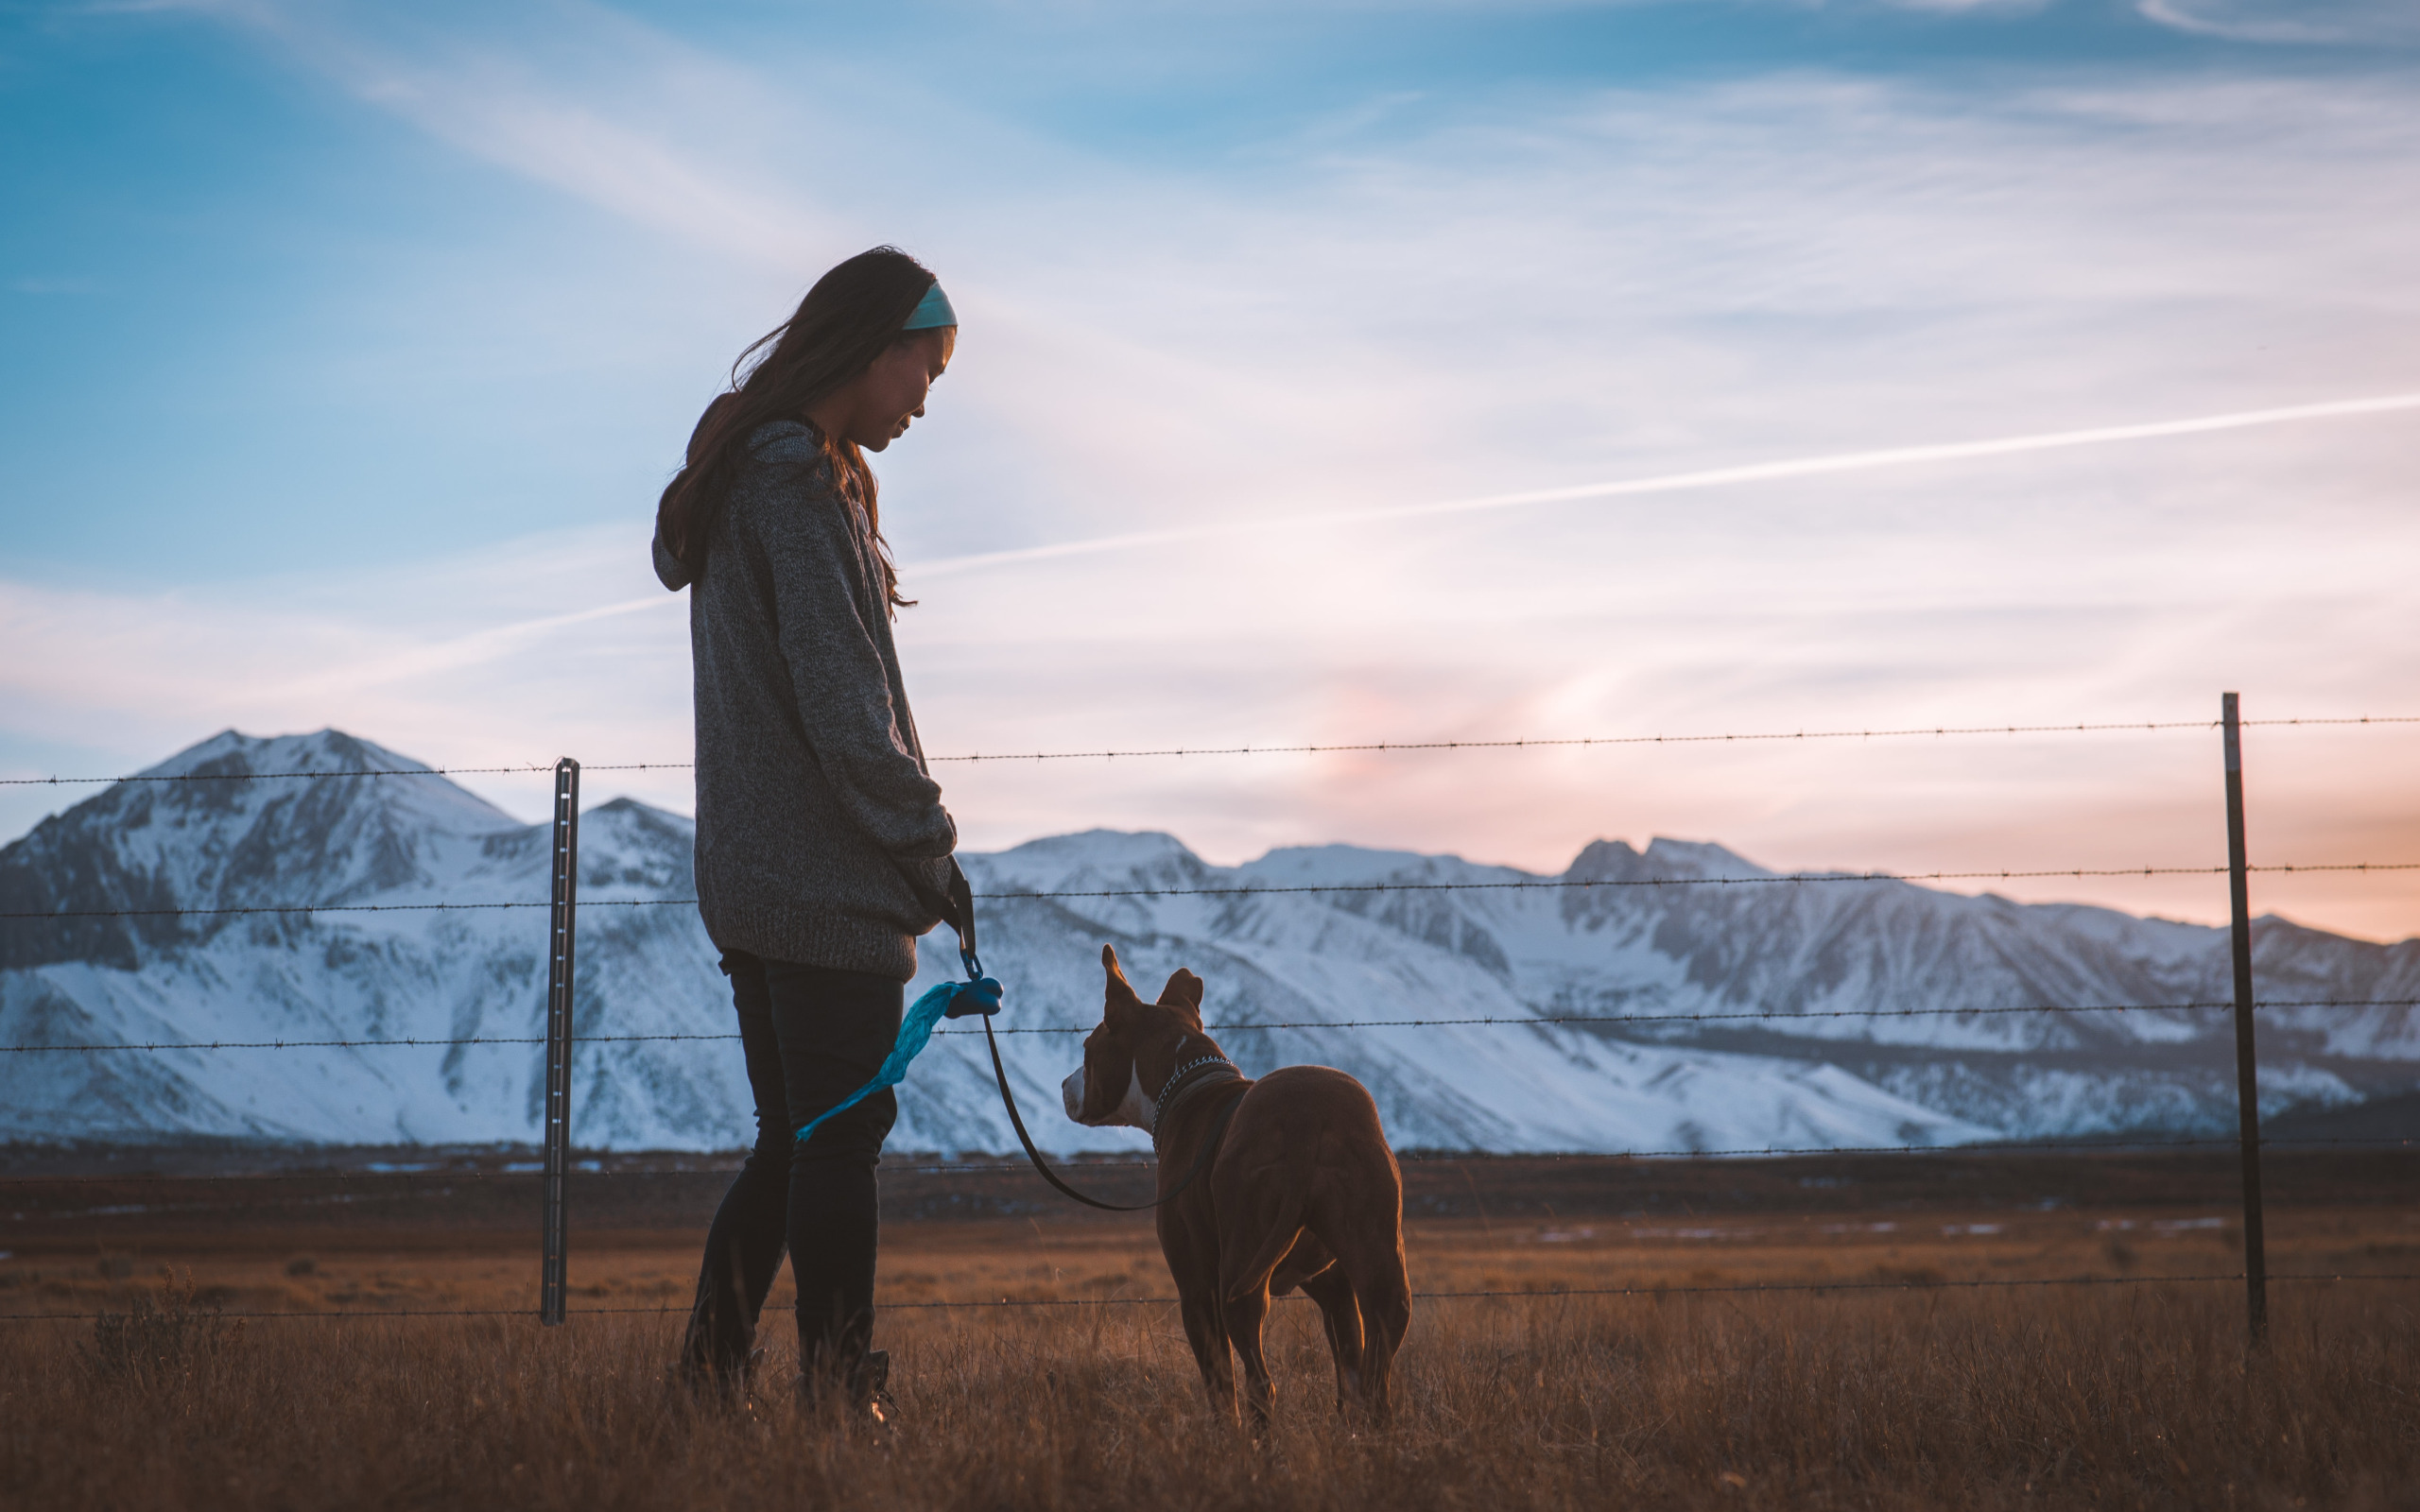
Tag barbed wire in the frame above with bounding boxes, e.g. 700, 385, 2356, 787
4, 901, 461, 921
924, 1132, 2414, 1167
0, 899, 662, 922
925, 716, 2420, 764
0, 1271, 2408, 1324
19, 991, 2420, 1050
7, 860, 2413, 924
0, 764, 570, 787
975, 863, 2411, 902
1427, 1135, 2393, 1162
4, 998, 2411, 1055
10, 714, 2414, 786
2, 1134, 2405, 1189
920, 1132, 2407, 1166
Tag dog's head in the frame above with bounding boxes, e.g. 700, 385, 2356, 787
1062, 944, 1207, 1129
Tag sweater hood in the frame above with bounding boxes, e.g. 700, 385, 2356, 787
652, 531, 691, 592
653, 421, 835, 594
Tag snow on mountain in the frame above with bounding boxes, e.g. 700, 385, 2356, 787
3, 730, 2413, 1153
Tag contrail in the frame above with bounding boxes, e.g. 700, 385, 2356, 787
908, 389, 2420, 579
271, 593, 676, 698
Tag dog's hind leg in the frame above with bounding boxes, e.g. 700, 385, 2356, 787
1178, 1293, 1236, 1424
1218, 1179, 1317, 1433
1297, 1266, 1363, 1415
1221, 1283, 1277, 1434
1332, 1237, 1410, 1423
1305, 1172, 1409, 1422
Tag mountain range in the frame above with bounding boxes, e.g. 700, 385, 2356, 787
3, 730, 2413, 1154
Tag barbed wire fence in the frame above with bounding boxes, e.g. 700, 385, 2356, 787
4, 695, 2416, 1335
9, 712, 2416, 785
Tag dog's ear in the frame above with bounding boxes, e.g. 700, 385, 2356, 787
1101, 944, 1144, 1017
1159, 969, 1204, 1022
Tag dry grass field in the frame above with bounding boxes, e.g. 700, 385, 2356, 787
3, 1150, 2414, 1510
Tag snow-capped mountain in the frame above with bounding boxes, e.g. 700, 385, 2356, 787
3, 730, 2413, 1153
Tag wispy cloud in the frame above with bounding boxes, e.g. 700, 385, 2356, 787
0, 526, 695, 827
193, 0, 843, 266
2136, 0, 2420, 44
908, 390, 2420, 578
1878, 0, 2050, 12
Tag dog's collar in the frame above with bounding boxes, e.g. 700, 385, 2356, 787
1150, 1053, 1241, 1146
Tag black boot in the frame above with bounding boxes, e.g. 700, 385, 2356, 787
857, 1349, 893, 1428
670, 1344, 765, 1409
799, 1348, 891, 1429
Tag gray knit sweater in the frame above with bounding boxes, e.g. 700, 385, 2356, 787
652, 420, 956, 980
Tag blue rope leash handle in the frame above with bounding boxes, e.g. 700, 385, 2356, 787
795, 864, 996, 1147
790, 975, 999, 1146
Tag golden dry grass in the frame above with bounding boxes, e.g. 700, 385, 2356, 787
4, 1210, 2416, 1511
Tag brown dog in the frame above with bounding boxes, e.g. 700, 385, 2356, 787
1061, 944, 1410, 1426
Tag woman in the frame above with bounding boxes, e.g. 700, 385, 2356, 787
651, 246, 960, 1416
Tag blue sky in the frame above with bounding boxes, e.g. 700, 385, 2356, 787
4, 0, 2417, 937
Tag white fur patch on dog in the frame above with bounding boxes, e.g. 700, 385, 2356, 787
1063, 1064, 1152, 1130
1109, 1065, 1150, 1129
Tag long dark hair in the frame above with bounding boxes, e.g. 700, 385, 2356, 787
656, 246, 938, 606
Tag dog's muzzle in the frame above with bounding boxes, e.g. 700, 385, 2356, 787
1063, 1064, 1153, 1129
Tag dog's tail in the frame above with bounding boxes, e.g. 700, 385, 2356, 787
1221, 1180, 1311, 1305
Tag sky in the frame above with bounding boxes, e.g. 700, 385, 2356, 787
2, 0, 2416, 940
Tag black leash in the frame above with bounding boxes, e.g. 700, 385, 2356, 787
977, 1012, 1240, 1212
923, 860, 1239, 1212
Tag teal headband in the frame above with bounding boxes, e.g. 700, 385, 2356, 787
901, 282, 958, 331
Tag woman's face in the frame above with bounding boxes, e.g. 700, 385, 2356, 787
839, 328, 955, 453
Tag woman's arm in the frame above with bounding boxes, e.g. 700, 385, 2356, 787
756, 488, 958, 861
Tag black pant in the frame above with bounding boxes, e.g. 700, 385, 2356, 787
682, 950, 902, 1380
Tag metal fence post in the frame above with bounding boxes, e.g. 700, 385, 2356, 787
540, 757, 580, 1327
2221, 694, 2268, 1345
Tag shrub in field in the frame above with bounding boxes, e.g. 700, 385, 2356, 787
78, 1271, 238, 1385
